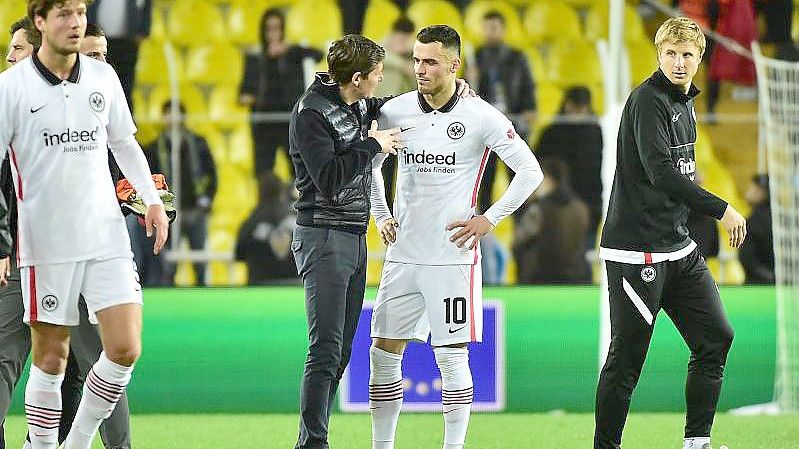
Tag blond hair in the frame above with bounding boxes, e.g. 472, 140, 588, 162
654, 17, 706, 57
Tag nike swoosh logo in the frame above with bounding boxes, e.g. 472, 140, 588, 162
448, 326, 466, 334
400, 126, 415, 132
30, 104, 47, 114
672, 112, 681, 122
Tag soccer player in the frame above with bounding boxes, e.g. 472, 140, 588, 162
0, 1, 169, 449
80, 23, 106, 62
595, 18, 745, 449
368, 25, 543, 449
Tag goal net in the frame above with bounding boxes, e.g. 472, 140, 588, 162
752, 42, 799, 413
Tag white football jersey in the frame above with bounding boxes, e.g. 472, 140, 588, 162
0, 54, 136, 266
374, 91, 542, 266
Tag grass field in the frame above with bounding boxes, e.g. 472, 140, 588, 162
4, 413, 798, 448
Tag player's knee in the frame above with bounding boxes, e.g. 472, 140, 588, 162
373, 338, 406, 355
105, 345, 141, 367
34, 351, 68, 374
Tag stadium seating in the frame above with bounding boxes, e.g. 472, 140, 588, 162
135, 39, 182, 86
523, 1, 582, 44
585, 3, 647, 43
546, 40, 602, 89
227, 1, 262, 47
226, 125, 256, 174
407, 0, 466, 36
185, 43, 245, 87
167, 0, 226, 47
626, 38, 657, 87
362, 0, 402, 43
463, 0, 529, 49
207, 85, 250, 131
284, 0, 342, 50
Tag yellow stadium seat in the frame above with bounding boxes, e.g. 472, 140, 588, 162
228, 1, 262, 47
203, 128, 228, 167
185, 43, 245, 86
285, 0, 342, 51
0, 1, 26, 26
464, 0, 528, 49
407, 0, 466, 37
523, 1, 582, 44
167, 0, 226, 47
530, 82, 562, 145
362, 0, 402, 43
148, 6, 168, 42
208, 85, 251, 131
547, 40, 602, 88
135, 39, 184, 86
627, 38, 657, 87
585, 3, 647, 43
227, 125, 255, 174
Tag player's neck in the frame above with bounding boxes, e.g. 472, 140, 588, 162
423, 81, 457, 110
37, 45, 78, 80
338, 83, 362, 105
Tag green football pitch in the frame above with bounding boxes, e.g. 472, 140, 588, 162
4, 413, 798, 448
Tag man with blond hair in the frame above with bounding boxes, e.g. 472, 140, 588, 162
595, 17, 746, 449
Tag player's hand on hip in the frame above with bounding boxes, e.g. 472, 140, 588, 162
145, 204, 170, 255
0, 256, 9, 287
720, 204, 747, 248
378, 218, 398, 245
369, 120, 400, 155
446, 215, 494, 250
455, 78, 477, 97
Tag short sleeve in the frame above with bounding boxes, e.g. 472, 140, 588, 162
106, 67, 137, 143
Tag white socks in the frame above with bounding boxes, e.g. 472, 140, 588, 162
435, 347, 473, 449
25, 365, 64, 449
369, 346, 404, 449
64, 352, 133, 449
684, 437, 711, 449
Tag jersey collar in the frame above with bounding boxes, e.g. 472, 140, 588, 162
32, 51, 81, 86
417, 90, 459, 114
651, 68, 699, 102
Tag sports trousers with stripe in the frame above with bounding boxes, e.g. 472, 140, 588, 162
594, 248, 734, 449
0, 265, 131, 449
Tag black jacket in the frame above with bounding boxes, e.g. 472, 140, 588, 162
474, 44, 536, 115
145, 129, 217, 210
240, 46, 323, 112
601, 69, 728, 253
289, 73, 387, 234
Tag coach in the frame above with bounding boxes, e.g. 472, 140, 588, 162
288, 34, 398, 449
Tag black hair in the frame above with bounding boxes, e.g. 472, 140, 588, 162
416, 25, 461, 57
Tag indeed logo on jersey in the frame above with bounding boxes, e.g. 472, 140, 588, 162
403, 149, 456, 174
42, 126, 100, 153
677, 157, 696, 180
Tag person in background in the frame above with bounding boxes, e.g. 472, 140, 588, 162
739, 174, 774, 284
472, 10, 536, 218
239, 8, 322, 178
513, 158, 590, 284
374, 16, 416, 211
235, 172, 298, 285
144, 100, 217, 286
535, 86, 603, 246
88, 0, 151, 103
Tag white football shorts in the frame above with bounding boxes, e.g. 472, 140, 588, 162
20, 256, 143, 326
371, 260, 483, 346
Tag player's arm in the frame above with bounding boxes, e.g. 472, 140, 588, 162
105, 70, 169, 253
293, 110, 397, 197
448, 111, 543, 249
0, 163, 12, 286
634, 94, 746, 247
369, 152, 397, 245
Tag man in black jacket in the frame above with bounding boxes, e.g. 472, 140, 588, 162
289, 34, 399, 449
739, 174, 774, 284
595, 18, 746, 449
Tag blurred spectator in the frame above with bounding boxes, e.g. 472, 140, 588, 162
142, 101, 217, 286
473, 11, 537, 217
535, 86, 603, 245
341, 0, 369, 34
513, 158, 590, 284
88, 0, 151, 103
755, 0, 799, 60
480, 232, 509, 285
239, 8, 323, 178
686, 172, 720, 258
739, 174, 775, 284
375, 16, 416, 211
235, 173, 299, 284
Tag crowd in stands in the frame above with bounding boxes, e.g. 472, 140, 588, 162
3, 0, 779, 286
